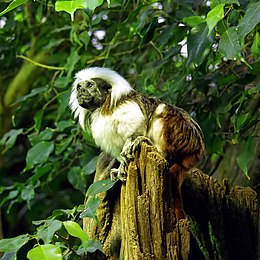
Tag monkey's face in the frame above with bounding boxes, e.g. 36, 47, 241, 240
76, 78, 111, 110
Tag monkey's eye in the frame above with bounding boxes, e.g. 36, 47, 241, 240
77, 84, 87, 93
77, 84, 83, 91
87, 81, 94, 88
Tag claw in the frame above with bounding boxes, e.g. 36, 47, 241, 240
110, 168, 119, 182
130, 136, 152, 153
110, 164, 127, 182
121, 136, 152, 164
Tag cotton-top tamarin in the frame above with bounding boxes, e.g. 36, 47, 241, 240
69, 67, 204, 182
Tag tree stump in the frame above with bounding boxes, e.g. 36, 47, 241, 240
83, 142, 258, 260
120, 142, 189, 260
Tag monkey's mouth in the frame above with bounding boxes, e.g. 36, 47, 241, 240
76, 93, 93, 109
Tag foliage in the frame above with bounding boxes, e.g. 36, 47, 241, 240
0, 0, 259, 258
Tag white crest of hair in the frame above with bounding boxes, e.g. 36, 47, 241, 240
75, 67, 133, 107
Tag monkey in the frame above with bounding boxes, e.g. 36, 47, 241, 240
69, 67, 205, 218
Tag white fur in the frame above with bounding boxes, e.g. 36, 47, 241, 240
147, 104, 166, 155
69, 67, 133, 130
155, 103, 166, 115
148, 118, 165, 154
91, 101, 146, 161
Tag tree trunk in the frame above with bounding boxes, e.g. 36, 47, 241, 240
83, 142, 258, 260
120, 142, 189, 259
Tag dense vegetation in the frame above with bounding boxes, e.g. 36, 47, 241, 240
0, 0, 259, 258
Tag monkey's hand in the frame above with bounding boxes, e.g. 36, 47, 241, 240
110, 164, 126, 182
110, 136, 153, 182
121, 136, 152, 163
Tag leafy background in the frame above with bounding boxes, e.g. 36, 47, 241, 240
0, 0, 259, 259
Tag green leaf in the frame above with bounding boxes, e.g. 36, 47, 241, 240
54, 77, 68, 89
0, 251, 16, 260
67, 166, 87, 193
15, 87, 46, 104
8, 190, 18, 200
36, 220, 62, 244
55, 0, 104, 20
236, 113, 250, 129
247, 83, 260, 95
63, 221, 88, 247
31, 164, 52, 183
55, 120, 72, 132
85, 0, 104, 11
86, 179, 116, 197
0, 128, 23, 153
39, 128, 54, 141
251, 32, 260, 57
237, 2, 260, 40
55, 136, 73, 155
0, 189, 18, 208
34, 110, 44, 133
108, 0, 122, 8
236, 136, 256, 179
219, 27, 242, 60
64, 50, 80, 78
212, 134, 224, 155
231, 112, 251, 133
80, 196, 100, 219
25, 141, 54, 170
210, 0, 239, 8
206, 4, 225, 35
28, 129, 54, 146
27, 244, 62, 260
0, 0, 28, 17
57, 93, 70, 119
87, 239, 103, 253
0, 234, 30, 253
187, 22, 214, 67
79, 31, 91, 48
79, 145, 99, 164
82, 156, 99, 175
55, 0, 86, 20
21, 183, 35, 206
44, 39, 65, 50
82, 127, 96, 147
183, 16, 204, 27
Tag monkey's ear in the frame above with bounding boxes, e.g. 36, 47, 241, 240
92, 78, 112, 91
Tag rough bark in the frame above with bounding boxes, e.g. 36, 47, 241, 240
182, 169, 258, 260
83, 155, 121, 259
120, 142, 189, 260
83, 142, 258, 260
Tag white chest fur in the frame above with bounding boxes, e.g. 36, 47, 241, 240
91, 101, 146, 161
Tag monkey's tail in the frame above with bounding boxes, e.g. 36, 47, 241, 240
169, 163, 187, 221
